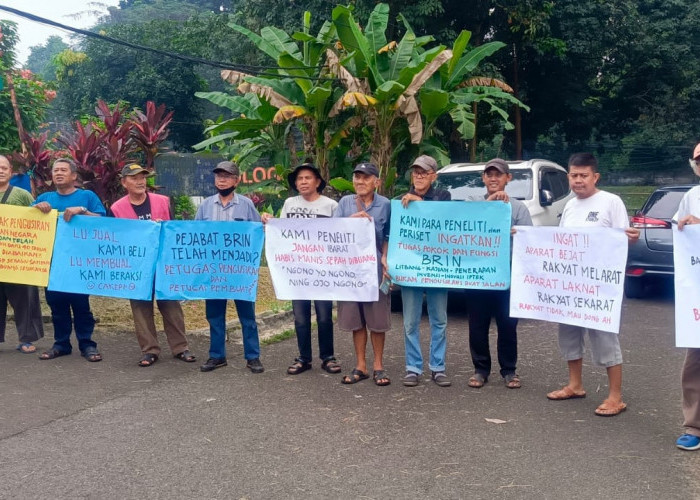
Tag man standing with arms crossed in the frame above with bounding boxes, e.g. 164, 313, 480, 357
546, 153, 639, 416
0, 155, 44, 353
33, 158, 106, 362
673, 142, 700, 450
195, 161, 264, 374
110, 164, 196, 367
262, 163, 341, 375
398, 155, 452, 387
335, 162, 392, 386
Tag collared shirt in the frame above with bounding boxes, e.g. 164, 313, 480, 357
409, 184, 451, 201
335, 193, 391, 258
194, 192, 261, 222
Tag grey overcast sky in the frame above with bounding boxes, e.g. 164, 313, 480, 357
0, 0, 120, 65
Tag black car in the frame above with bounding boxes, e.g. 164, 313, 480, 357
624, 185, 694, 298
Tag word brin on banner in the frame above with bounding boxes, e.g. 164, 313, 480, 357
510, 226, 627, 333
673, 225, 700, 348
265, 217, 379, 301
387, 200, 512, 289
48, 216, 161, 300
155, 220, 264, 301
0, 204, 57, 287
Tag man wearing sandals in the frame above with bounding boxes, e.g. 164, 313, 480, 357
466, 158, 532, 390
398, 155, 452, 388
261, 163, 341, 375
546, 153, 639, 416
334, 162, 392, 386
33, 159, 106, 362
109, 164, 196, 367
0, 155, 44, 354
673, 142, 700, 450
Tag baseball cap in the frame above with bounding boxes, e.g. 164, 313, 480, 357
213, 161, 240, 176
353, 162, 379, 177
287, 163, 326, 193
120, 164, 153, 177
483, 158, 510, 174
411, 155, 438, 173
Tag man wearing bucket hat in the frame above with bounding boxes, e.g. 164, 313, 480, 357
262, 163, 341, 375
195, 161, 264, 374
398, 155, 453, 388
110, 164, 196, 367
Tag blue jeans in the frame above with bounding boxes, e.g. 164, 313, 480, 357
205, 299, 260, 360
401, 287, 448, 374
44, 290, 96, 354
292, 300, 334, 363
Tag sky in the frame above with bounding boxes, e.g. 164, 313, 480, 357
0, 0, 120, 65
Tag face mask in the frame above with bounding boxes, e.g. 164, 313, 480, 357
217, 186, 235, 196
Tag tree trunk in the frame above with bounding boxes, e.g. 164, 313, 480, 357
5, 72, 28, 156
513, 44, 522, 160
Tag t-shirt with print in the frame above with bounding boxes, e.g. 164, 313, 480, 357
559, 190, 629, 229
280, 195, 338, 218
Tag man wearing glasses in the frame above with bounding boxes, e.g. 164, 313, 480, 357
398, 155, 452, 387
195, 161, 264, 374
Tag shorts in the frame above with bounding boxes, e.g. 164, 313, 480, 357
558, 323, 623, 367
337, 294, 391, 333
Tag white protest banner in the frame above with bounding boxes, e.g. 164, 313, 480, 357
673, 225, 700, 347
510, 226, 627, 333
265, 217, 378, 301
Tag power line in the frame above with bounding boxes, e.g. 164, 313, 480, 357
0, 4, 332, 80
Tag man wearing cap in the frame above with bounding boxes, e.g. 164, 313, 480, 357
0, 155, 44, 354
334, 162, 392, 386
195, 161, 264, 373
398, 155, 452, 387
33, 158, 106, 362
466, 158, 532, 390
109, 164, 196, 367
262, 163, 341, 375
673, 142, 700, 450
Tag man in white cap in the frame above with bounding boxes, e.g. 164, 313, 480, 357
673, 142, 700, 450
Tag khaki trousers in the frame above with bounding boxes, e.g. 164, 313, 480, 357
682, 348, 700, 437
130, 299, 188, 357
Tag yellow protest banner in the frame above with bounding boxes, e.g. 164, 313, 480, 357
0, 205, 57, 286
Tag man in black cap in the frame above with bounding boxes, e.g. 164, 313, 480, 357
334, 162, 392, 386
195, 161, 264, 373
262, 163, 341, 375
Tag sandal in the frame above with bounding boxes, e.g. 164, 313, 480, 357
17, 343, 37, 354
373, 369, 391, 386
594, 399, 627, 417
504, 373, 521, 389
468, 373, 488, 388
82, 348, 103, 363
138, 353, 158, 367
547, 386, 586, 400
174, 350, 196, 362
321, 358, 341, 374
431, 371, 451, 387
341, 368, 369, 384
402, 371, 420, 387
39, 349, 69, 360
287, 358, 312, 375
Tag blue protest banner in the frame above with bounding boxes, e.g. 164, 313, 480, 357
47, 216, 161, 299
154, 220, 264, 300
387, 200, 512, 289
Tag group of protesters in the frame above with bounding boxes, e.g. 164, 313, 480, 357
0, 145, 698, 452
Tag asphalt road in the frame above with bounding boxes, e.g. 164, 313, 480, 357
0, 291, 698, 500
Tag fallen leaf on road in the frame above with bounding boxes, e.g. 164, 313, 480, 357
484, 418, 507, 424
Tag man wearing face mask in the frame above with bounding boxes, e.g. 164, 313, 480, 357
195, 161, 264, 373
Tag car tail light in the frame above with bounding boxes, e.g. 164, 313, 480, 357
626, 267, 645, 276
630, 215, 671, 229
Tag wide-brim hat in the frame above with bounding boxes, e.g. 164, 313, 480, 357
287, 163, 326, 193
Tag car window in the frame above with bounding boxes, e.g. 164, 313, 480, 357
642, 190, 688, 219
436, 170, 533, 200
540, 169, 570, 201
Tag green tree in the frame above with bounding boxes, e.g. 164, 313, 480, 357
26, 36, 69, 82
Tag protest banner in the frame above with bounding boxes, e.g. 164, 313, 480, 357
47, 216, 161, 299
0, 204, 57, 286
510, 226, 627, 333
155, 220, 263, 301
265, 217, 378, 301
387, 200, 511, 289
673, 225, 700, 347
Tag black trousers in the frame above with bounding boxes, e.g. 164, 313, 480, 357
467, 288, 518, 378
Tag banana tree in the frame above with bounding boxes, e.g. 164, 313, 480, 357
329, 3, 453, 193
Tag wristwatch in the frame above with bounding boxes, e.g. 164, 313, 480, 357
79, 206, 87, 214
